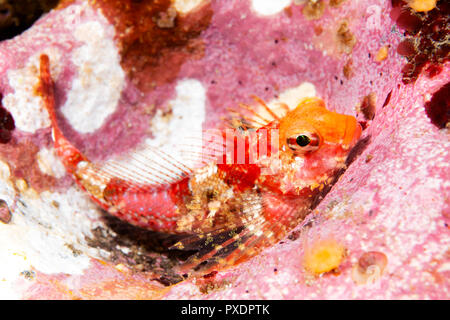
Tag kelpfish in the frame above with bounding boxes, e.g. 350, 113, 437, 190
38, 54, 361, 274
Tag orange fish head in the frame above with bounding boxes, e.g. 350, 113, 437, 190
276, 97, 362, 194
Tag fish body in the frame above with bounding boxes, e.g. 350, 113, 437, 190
39, 54, 361, 273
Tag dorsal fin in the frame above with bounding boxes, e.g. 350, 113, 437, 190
224, 96, 288, 132
89, 142, 197, 190
251, 95, 281, 121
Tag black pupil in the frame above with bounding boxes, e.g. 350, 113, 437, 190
296, 135, 310, 147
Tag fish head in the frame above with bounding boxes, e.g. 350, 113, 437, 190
275, 97, 362, 194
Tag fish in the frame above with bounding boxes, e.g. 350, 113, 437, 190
38, 54, 361, 275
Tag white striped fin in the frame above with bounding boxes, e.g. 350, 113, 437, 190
98, 141, 197, 187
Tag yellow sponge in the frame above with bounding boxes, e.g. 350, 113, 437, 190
407, 0, 437, 12
303, 239, 345, 274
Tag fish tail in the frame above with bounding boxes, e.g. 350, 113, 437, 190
39, 54, 87, 174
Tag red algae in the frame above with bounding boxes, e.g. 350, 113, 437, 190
87, 0, 212, 92
392, 0, 450, 84
424, 82, 450, 129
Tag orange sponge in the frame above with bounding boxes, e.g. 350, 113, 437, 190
407, 0, 437, 12
303, 239, 345, 274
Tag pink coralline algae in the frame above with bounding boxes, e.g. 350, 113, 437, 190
0, 0, 448, 300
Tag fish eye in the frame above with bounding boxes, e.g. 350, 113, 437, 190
296, 135, 310, 147
287, 132, 321, 153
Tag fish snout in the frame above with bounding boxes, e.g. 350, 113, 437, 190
344, 116, 362, 148
351, 121, 362, 147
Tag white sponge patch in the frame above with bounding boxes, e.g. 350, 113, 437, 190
61, 21, 125, 133
251, 0, 292, 16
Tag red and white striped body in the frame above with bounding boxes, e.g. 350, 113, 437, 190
39, 54, 361, 273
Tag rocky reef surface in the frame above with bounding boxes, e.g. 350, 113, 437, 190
0, 0, 448, 299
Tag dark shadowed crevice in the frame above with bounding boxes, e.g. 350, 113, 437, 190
85, 212, 191, 286
0, 93, 15, 143
425, 82, 450, 129
345, 135, 372, 167
0, 0, 59, 41
382, 90, 393, 108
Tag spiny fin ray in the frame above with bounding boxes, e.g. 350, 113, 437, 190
173, 194, 302, 275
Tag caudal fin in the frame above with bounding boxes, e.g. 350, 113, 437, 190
39, 55, 59, 127
38, 54, 86, 173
